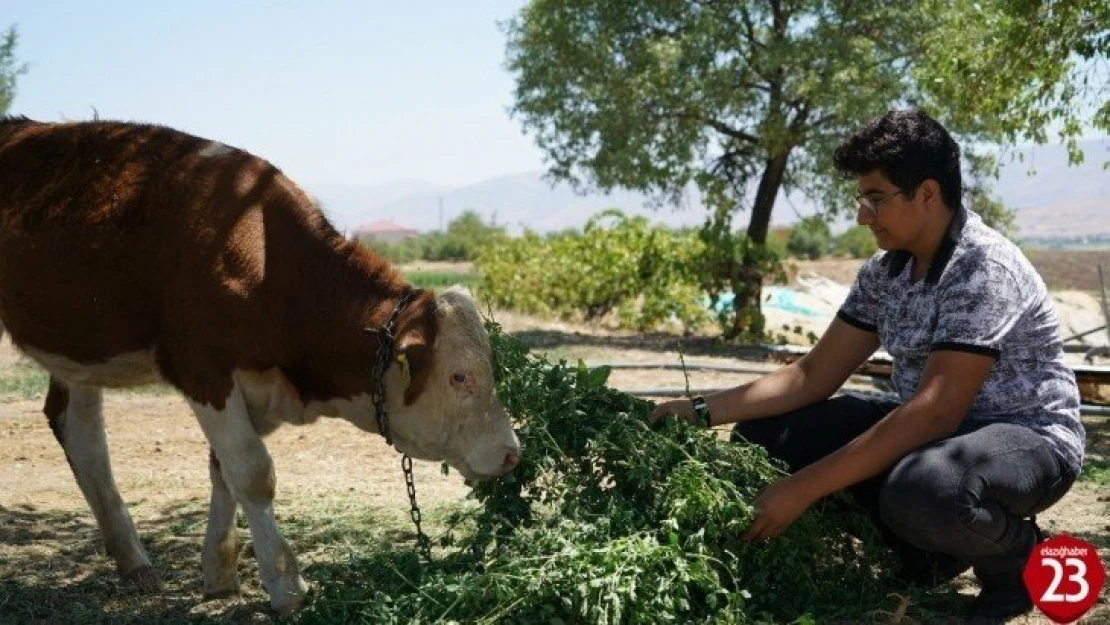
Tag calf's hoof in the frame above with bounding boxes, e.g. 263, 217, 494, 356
122, 565, 162, 592
271, 592, 306, 616
270, 577, 310, 615
203, 586, 241, 601
203, 569, 242, 600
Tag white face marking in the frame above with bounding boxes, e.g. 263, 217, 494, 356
21, 346, 161, 388
383, 286, 522, 480
199, 141, 236, 158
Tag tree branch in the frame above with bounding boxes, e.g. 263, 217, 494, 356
705, 117, 760, 143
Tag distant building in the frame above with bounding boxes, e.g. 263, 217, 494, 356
352, 218, 420, 243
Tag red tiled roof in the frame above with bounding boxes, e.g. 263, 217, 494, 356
353, 219, 418, 234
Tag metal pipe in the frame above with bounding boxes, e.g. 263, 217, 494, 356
622, 386, 1110, 418
1061, 324, 1107, 344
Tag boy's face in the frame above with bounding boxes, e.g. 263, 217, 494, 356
854, 170, 920, 251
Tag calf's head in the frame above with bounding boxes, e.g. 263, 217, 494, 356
376, 287, 520, 480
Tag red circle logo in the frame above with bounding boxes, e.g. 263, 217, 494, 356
1023, 533, 1106, 623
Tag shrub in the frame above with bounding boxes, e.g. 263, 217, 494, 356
785, 216, 832, 260
834, 225, 879, 258
476, 209, 709, 331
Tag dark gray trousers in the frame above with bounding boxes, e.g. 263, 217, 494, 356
731, 394, 1077, 584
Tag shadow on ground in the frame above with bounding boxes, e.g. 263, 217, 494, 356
0, 499, 418, 624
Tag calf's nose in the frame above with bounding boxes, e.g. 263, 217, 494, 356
501, 451, 521, 473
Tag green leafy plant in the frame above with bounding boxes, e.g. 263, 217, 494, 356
297, 322, 902, 623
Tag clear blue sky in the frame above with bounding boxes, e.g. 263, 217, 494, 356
6, 2, 1106, 194
5, 0, 542, 188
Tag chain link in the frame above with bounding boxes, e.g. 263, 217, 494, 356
402, 454, 433, 563
470, 535, 486, 567
367, 288, 432, 562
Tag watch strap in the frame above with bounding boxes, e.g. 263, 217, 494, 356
691, 396, 710, 427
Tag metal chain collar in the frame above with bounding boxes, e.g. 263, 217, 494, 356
368, 287, 432, 562
371, 287, 419, 446
402, 454, 433, 562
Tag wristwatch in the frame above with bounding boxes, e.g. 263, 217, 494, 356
691, 396, 711, 427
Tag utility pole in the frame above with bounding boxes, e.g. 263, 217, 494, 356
438, 197, 445, 232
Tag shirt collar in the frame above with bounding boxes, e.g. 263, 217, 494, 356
881, 204, 968, 284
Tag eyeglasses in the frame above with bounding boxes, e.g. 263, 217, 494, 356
855, 190, 904, 218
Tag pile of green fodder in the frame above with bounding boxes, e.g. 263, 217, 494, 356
297, 323, 900, 624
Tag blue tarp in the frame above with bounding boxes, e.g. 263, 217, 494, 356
704, 286, 824, 317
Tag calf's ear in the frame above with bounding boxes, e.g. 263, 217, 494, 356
398, 340, 434, 406
395, 290, 438, 406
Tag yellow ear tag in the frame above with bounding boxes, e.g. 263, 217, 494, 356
396, 353, 411, 388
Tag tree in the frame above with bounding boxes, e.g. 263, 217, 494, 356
786, 216, 831, 261
834, 225, 879, 259
0, 26, 27, 115
504, 1, 1107, 337
424, 210, 507, 261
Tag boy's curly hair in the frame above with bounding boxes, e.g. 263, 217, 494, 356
833, 109, 962, 211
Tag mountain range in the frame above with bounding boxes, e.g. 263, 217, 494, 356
308, 138, 1109, 240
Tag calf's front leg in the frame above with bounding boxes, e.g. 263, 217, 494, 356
189, 390, 308, 614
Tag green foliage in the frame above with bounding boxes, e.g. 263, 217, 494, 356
786, 216, 832, 261
426, 210, 508, 261
361, 236, 425, 264
963, 152, 1019, 239
476, 209, 709, 331
503, 1, 1105, 331
360, 210, 507, 263
297, 324, 900, 623
1, 26, 27, 116
834, 225, 879, 259
403, 270, 478, 291
0, 361, 48, 400
696, 210, 788, 340
916, 0, 1109, 156
1079, 458, 1110, 486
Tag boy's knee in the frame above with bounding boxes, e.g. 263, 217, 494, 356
878, 479, 963, 550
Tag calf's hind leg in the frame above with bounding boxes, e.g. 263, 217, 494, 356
44, 377, 159, 589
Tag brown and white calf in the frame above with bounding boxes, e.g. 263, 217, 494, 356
0, 117, 521, 613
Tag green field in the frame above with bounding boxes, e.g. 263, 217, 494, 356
403, 270, 479, 291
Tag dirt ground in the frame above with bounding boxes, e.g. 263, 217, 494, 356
1, 258, 1108, 623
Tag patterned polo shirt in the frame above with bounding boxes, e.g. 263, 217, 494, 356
837, 206, 1085, 474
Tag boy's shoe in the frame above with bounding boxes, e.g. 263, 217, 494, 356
966, 576, 1033, 623
967, 517, 1046, 623
896, 552, 970, 589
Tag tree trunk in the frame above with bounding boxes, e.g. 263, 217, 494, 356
730, 148, 791, 338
